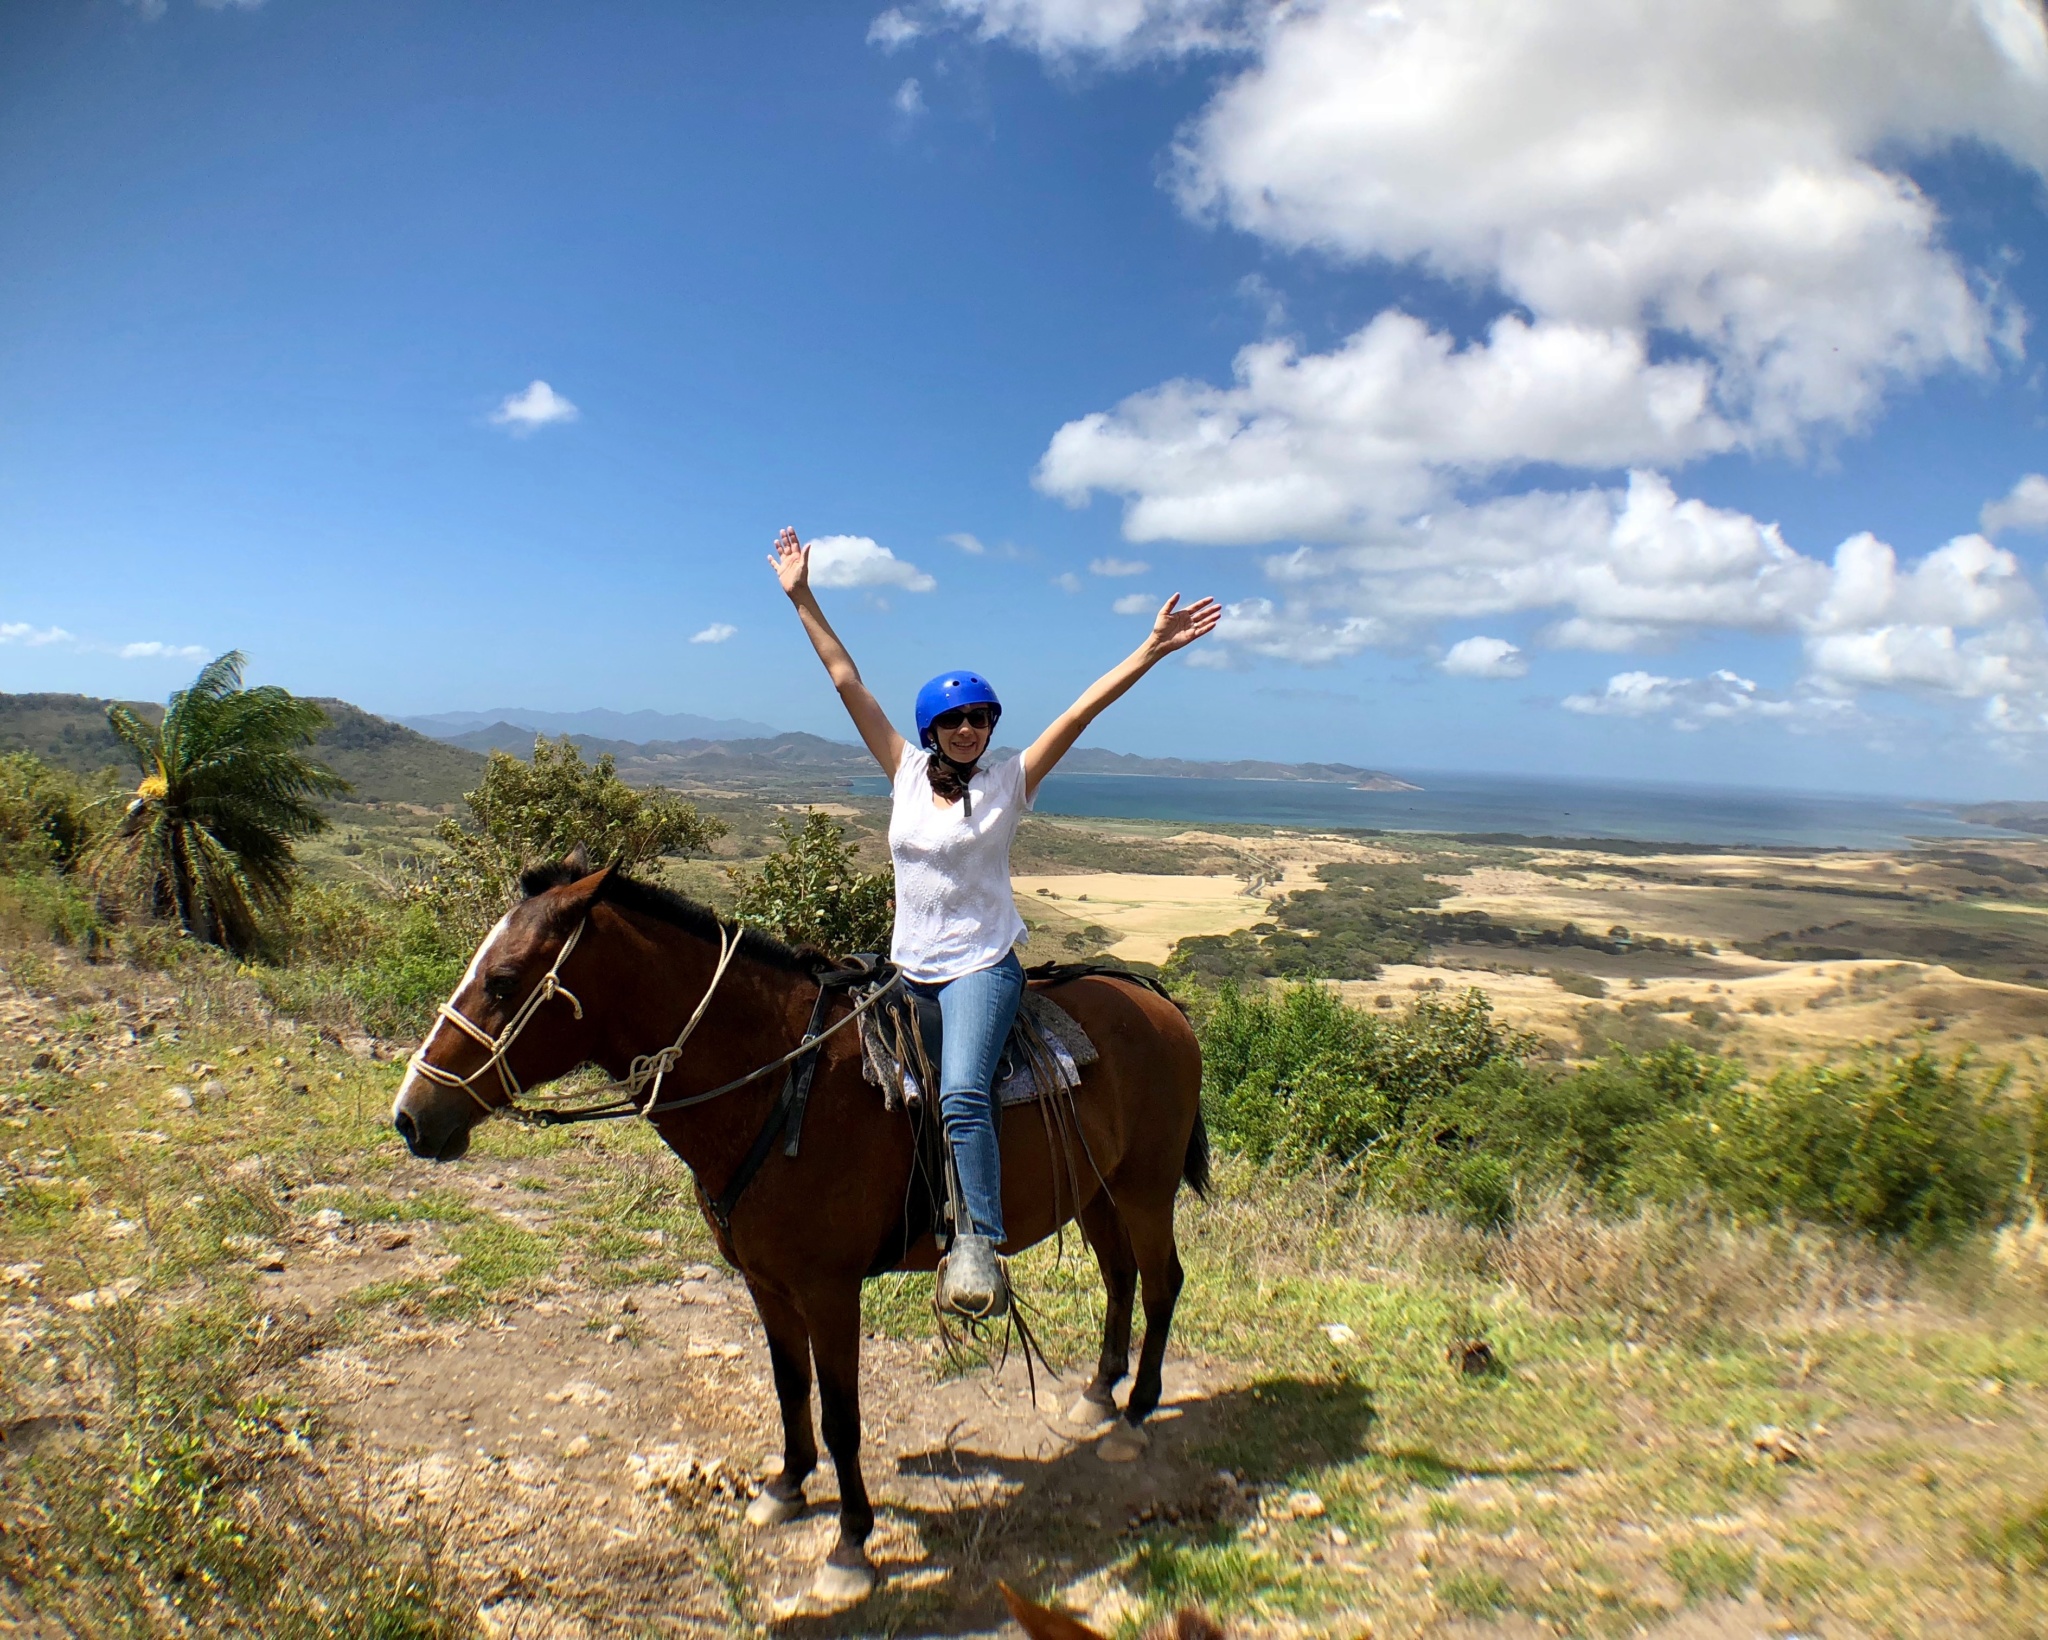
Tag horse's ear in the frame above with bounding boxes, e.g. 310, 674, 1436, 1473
998, 1584, 1104, 1640
564, 842, 592, 877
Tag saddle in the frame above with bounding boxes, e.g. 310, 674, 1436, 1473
853, 960, 1162, 1274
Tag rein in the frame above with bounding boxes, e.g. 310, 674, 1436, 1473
406, 910, 903, 1230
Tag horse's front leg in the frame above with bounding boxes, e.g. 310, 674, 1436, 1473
803, 1281, 878, 1602
743, 1279, 818, 1527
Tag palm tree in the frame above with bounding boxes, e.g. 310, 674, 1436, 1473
86, 652, 348, 954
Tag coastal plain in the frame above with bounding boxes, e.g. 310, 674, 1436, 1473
1002, 816, 2048, 1064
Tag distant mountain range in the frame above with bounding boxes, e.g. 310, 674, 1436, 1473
0, 691, 484, 808
3, 688, 1419, 810
418, 721, 1417, 790
402, 707, 777, 743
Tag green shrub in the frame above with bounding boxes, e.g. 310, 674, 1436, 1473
1195, 982, 1526, 1170
1381, 1046, 1738, 1223
342, 902, 470, 1038
0, 868, 107, 953
1633, 1050, 2028, 1245
0, 751, 103, 870
728, 809, 893, 956
425, 735, 724, 940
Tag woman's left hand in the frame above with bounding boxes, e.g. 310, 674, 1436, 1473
1143, 594, 1224, 659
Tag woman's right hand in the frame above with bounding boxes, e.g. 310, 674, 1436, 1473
767, 526, 810, 599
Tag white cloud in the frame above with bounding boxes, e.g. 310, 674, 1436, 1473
1206, 597, 1388, 667
1003, 0, 2042, 544
893, 77, 926, 115
1090, 556, 1150, 577
935, 0, 1246, 61
809, 535, 937, 592
947, 532, 988, 555
1236, 272, 1286, 331
1440, 636, 1526, 679
119, 641, 210, 661
1052, 571, 1082, 593
690, 623, 738, 645
1111, 592, 1158, 616
489, 380, 579, 433
1983, 473, 2048, 536
1562, 668, 1797, 728
0, 623, 75, 647
868, 7, 922, 48
1256, 472, 1828, 646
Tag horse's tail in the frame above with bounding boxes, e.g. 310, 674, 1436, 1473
1182, 1107, 1212, 1200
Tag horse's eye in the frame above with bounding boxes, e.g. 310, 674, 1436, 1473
483, 972, 520, 1002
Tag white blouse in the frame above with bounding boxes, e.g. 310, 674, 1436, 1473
887, 744, 1034, 983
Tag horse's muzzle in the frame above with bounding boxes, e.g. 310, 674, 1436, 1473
393, 1104, 473, 1163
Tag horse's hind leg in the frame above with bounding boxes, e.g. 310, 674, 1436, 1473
1071, 1192, 1137, 1427
744, 1281, 817, 1527
1098, 1201, 1185, 1464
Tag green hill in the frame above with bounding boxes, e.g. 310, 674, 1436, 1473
0, 691, 484, 808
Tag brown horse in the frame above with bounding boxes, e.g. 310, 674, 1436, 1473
390, 859, 1207, 1602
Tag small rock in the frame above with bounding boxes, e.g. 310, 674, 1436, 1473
1448, 1338, 1496, 1376
222, 1234, 286, 1272
1322, 1322, 1357, 1345
560, 1434, 593, 1459
309, 1208, 346, 1230
200, 1079, 228, 1101
618, 1296, 639, 1315
1330, 1526, 1350, 1547
29, 1052, 54, 1071
65, 1277, 143, 1311
482, 1175, 506, 1190
605, 1323, 627, 1344
1280, 1489, 1326, 1520
2, 1262, 45, 1290
375, 1229, 413, 1250
545, 1380, 615, 1407
167, 1084, 196, 1110
1751, 1425, 1811, 1465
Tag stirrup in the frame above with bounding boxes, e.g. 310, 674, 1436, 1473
937, 1233, 1009, 1321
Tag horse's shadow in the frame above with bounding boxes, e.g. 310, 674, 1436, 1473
767, 1374, 1381, 1638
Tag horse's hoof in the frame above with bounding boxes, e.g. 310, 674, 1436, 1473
1097, 1421, 1150, 1463
810, 1560, 877, 1604
746, 1490, 804, 1528
1067, 1394, 1117, 1428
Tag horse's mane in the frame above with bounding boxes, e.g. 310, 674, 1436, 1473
519, 861, 827, 977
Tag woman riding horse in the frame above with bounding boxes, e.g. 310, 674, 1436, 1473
769, 526, 1221, 1319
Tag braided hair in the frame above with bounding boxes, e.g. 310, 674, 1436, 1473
926, 748, 982, 816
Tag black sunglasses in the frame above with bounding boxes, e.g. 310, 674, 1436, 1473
932, 706, 994, 732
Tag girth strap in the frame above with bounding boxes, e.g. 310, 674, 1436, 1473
706, 960, 881, 1232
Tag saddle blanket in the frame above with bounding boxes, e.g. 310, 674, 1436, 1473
858, 987, 1098, 1111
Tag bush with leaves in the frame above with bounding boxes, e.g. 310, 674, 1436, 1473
1629, 1050, 2036, 1245
425, 735, 725, 940
728, 809, 894, 956
83, 652, 347, 955
1194, 981, 1527, 1171
1378, 1045, 1739, 1227
0, 752, 103, 871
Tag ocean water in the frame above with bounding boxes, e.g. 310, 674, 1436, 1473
854, 768, 2014, 850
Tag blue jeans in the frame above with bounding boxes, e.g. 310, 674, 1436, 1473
906, 951, 1024, 1244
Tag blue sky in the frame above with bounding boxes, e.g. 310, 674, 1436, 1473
3, 0, 2047, 798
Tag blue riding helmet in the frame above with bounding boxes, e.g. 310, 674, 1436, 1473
915, 671, 1002, 750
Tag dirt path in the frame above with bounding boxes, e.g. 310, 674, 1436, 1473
279, 1206, 1236, 1638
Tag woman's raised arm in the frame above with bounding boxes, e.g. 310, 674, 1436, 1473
769, 527, 907, 777
1022, 593, 1221, 802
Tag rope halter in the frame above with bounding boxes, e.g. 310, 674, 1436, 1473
405, 916, 748, 1121
406, 920, 591, 1114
